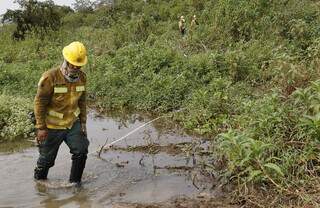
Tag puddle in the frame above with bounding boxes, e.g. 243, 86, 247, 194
0, 110, 231, 208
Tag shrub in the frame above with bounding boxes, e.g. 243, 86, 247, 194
2, 0, 67, 40
0, 94, 34, 141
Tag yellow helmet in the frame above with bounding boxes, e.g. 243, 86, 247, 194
62, 41, 88, 67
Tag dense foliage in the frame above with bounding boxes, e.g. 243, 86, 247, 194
1, 0, 320, 206
2, 0, 72, 40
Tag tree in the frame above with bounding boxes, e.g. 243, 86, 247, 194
94, 0, 115, 9
2, 0, 70, 40
73, 0, 94, 13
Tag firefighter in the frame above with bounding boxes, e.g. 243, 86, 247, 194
33, 41, 89, 185
179, 15, 186, 36
190, 15, 198, 30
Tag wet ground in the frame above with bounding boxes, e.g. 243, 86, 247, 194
0, 110, 236, 208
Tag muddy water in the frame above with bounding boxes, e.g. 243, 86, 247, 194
0, 110, 220, 208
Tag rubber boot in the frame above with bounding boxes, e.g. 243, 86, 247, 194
69, 154, 87, 185
34, 167, 49, 180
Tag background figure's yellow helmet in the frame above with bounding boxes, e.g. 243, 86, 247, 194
62, 41, 88, 66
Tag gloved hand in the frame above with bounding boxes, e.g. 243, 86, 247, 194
81, 123, 87, 137
36, 129, 48, 144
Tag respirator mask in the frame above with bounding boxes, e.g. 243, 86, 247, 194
61, 60, 81, 82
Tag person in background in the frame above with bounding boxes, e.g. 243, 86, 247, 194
33, 41, 89, 186
190, 15, 198, 30
179, 15, 186, 36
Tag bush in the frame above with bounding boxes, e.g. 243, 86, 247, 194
2, 0, 66, 40
0, 94, 34, 141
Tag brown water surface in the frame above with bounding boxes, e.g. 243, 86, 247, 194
0, 110, 233, 208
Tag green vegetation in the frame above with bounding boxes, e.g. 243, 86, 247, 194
2, 0, 72, 40
0, 94, 33, 140
1, 0, 320, 206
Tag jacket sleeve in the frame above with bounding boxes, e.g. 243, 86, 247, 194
79, 75, 87, 125
34, 74, 53, 129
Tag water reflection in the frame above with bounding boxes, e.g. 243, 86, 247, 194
36, 184, 93, 208
0, 109, 210, 207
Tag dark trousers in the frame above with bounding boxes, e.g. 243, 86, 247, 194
36, 120, 89, 169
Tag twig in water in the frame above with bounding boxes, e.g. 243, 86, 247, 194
139, 154, 145, 167
98, 138, 109, 158
192, 172, 200, 190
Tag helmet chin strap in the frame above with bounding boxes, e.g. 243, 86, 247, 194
61, 60, 80, 83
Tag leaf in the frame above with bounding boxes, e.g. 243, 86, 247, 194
247, 170, 262, 182
264, 163, 284, 177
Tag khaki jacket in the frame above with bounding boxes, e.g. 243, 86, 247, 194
34, 67, 87, 129
190, 19, 197, 29
179, 19, 185, 31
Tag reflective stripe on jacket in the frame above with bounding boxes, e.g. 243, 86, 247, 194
34, 67, 87, 129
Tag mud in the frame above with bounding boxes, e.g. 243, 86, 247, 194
111, 195, 238, 208
106, 142, 196, 155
